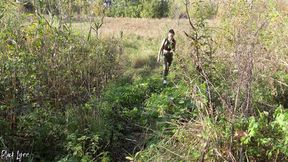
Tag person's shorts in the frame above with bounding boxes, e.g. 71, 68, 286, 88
163, 52, 173, 66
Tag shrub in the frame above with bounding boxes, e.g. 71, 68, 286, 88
17, 108, 66, 161
0, 2, 120, 161
140, 0, 169, 18
239, 107, 288, 160
168, 0, 218, 19
106, 0, 143, 18
106, 0, 169, 18
144, 82, 194, 119
59, 102, 113, 162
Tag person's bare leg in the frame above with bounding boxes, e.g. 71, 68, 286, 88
163, 56, 169, 84
165, 54, 173, 83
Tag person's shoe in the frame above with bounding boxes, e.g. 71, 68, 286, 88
163, 80, 168, 84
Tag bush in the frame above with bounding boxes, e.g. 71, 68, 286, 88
0, 5, 120, 108
0, 2, 120, 161
191, 0, 218, 19
168, 0, 218, 19
140, 0, 169, 18
106, 0, 169, 18
17, 108, 66, 161
239, 107, 288, 160
106, 0, 143, 18
59, 102, 113, 162
144, 82, 194, 119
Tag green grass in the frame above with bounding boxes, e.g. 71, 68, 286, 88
119, 34, 163, 80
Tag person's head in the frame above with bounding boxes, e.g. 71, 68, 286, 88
168, 29, 175, 40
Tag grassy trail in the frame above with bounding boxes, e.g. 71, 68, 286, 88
105, 35, 164, 161
69, 21, 192, 160
95, 34, 190, 161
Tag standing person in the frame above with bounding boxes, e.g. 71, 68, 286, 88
157, 29, 176, 84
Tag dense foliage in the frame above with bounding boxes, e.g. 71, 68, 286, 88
134, 0, 288, 161
15, 0, 218, 19
0, 1, 120, 161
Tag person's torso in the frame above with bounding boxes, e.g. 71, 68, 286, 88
163, 38, 175, 51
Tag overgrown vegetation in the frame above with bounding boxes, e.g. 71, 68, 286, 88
15, 0, 218, 19
134, 0, 288, 161
1, 0, 288, 162
0, 1, 120, 161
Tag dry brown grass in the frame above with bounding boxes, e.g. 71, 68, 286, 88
72, 17, 192, 39
278, 0, 288, 14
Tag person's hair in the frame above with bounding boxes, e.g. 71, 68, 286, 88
168, 29, 175, 35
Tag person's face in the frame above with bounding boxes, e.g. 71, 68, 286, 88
168, 32, 174, 40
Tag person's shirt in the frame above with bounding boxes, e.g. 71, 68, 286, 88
162, 38, 176, 52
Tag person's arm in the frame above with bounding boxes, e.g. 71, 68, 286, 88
172, 39, 176, 54
157, 39, 165, 62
